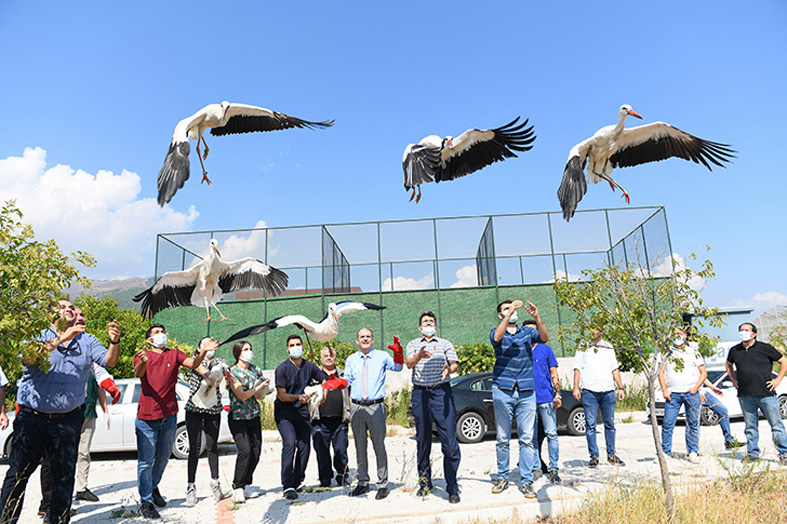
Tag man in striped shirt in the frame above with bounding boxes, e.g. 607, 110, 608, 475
406, 311, 461, 504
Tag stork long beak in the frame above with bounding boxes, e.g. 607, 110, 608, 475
332, 310, 339, 322
213, 244, 222, 258
627, 109, 643, 119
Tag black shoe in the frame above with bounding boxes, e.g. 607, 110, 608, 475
523, 483, 536, 499
151, 488, 166, 508
588, 456, 599, 468
139, 501, 160, 519
416, 485, 431, 497
76, 489, 100, 502
319, 481, 332, 488
375, 487, 389, 500
548, 470, 562, 484
449, 493, 460, 504
337, 477, 352, 487
349, 484, 370, 497
607, 455, 625, 467
725, 439, 745, 450
284, 488, 298, 500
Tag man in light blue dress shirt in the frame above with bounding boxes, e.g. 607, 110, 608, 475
344, 327, 403, 500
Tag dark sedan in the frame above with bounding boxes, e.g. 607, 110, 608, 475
408, 372, 589, 443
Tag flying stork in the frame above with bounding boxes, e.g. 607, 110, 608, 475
402, 117, 536, 203
133, 239, 288, 321
557, 104, 735, 221
157, 101, 334, 206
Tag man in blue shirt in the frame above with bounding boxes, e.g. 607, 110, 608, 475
344, 328, 403, 500
1, 299, 120, 524
526, 319, 561, 484
489, 299, 548, 500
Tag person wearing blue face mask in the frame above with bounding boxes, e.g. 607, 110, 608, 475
725, 322, 787, 464
274, 334, 325, 500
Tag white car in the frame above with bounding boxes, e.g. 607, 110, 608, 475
1, 378, 233, 460
648, 368, 787, 425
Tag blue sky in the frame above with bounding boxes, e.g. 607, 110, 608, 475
0, 1, 785, 317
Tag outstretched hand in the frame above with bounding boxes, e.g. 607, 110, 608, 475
388, 336, 404, 365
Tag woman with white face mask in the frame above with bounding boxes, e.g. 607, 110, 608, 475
225, 341, 270, 503
184, 337, 229, 505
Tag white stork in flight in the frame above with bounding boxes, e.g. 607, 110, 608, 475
402, 117, 536, 202
220, 301, 386, 346
557, 104, 735, 221
133, 239, 288, 321
157, 101, 334, 206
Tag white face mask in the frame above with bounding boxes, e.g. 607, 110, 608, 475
508, 311, 518, 324
205, 350, 215, 359
420, 325, 436, 337
288, 345, 304, 359
739, 330, 754, 342
150, 333, 168, 348
673, 336, 686, 347
240, 349, 254, 363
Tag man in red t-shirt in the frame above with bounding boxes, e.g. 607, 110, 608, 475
133, 323, 215, 519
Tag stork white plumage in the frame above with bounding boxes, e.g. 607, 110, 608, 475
557, 104, 735, 221
157, 101, 334, 206
402, 117, 536, 202
220, 301, 386, 346
133, 239, 288, 320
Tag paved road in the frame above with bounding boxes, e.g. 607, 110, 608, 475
1, 414, 784, 523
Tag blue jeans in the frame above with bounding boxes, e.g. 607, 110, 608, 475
738, 396, 787, 458
492, 386, 536, 484
135, 415, 177, 503
661, 391, 700, 455
582, 389, 616, 458
533, 403, 559, 471
702, 392, 734, 443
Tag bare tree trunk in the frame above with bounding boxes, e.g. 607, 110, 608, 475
647, 374, 676, 522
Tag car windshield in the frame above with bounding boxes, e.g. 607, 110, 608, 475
707, 370, 726, 384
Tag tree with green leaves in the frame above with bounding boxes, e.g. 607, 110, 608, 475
553, 248, 722, 523
0, 200, 95, 385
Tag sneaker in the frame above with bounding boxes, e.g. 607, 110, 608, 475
210, 479, 223, 501
725, 439, 745, 450
244, 486, 259, 499
284, 488, 298, 500
742, 455, 760, 464
295, 484, 312, 494
687, 452, 700, 464
523, 483, 536, 499
779, 455, 787, 466
139, 501, 160, 519
588, 456, 599, 468
491, 478, 508, 494
232, 488, 245, 504
75, 488, 99, 502
186, 485, 197, 506
608, 455, 625, 466
151, 488, 166, 508
548, 470, 562, 484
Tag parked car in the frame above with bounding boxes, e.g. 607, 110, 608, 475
1, 378, 233, 460
647, 369, 787, 425
407, 372, 590, 444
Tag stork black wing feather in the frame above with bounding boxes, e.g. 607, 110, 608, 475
557, 155, 588, 222
219, 321, 278, 346
157, 141, 191, 206
211, 112, 334, 137
610, 129, 735, 171
403, 145, 441, 190
132, 283, 196, 318
218, 265, 289, 297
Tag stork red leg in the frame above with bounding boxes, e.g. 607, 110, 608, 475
211, 290, 231, 321
409, 188, 416, 202
196, 135, 212, 185
599, 173, 629, 202
415, 186, 422, 204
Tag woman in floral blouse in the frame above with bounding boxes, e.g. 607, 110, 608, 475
226, 340, 270, 503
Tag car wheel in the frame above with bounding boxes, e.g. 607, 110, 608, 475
172, 425, 206, 460
456, 412, 486, 444
3, 433, 12, 458
700, 405, 720, 426
779, 395, 787, 419
567, 407, 586, 436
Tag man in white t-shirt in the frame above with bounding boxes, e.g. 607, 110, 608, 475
658, 327, 707, 463
572, 331, 626, 468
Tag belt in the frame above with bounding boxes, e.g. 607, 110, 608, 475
352, 398, 384, 406
19, 404, 84, 419
413, 383, 449, 391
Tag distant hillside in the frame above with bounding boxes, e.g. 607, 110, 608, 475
64, 277, 154, 310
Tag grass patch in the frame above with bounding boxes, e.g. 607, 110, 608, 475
259, 401, 276, 430
385, 389, 411, 427
620, 414, 635, 423
615, 384, 648, 412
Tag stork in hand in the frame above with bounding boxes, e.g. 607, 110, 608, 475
557, 104, 735, 221
220, 301, 386, 357
133, 239, 289, 321
157, 101, 334, 206
403, 117, 536, 203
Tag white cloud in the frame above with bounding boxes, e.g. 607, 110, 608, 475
382, 274, 434, 291
544, 269, 583, 283
0, 147, 198, 279
450, 264, 478, 288
217, 221, 270, 260
731, 291, 787, 310
647, 253, 705, 291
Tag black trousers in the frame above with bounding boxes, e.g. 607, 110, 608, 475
228, 416, 261, 490
276, 414, 311, 490
185, 411, 221, 483
312, 417, 349, 486
1, 409, 83, 524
